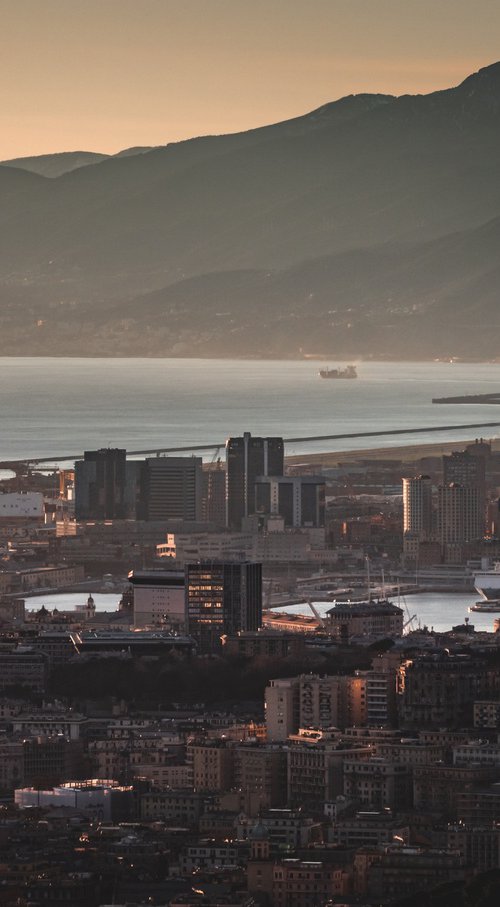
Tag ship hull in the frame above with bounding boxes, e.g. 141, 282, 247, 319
474, 574, 500, 601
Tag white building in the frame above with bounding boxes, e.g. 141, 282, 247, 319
0, 492, 44, 521
128, 570, 185, 628
157, 531, 253, 563
14, 779, 129, 820
158, 527, 333, 565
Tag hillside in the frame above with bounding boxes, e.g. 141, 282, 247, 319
0, 150, 110, 178
0, 62, 499, 357
1, 146, 156, 178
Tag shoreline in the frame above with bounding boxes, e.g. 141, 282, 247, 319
286, 436, 500, 466
0, 354, 499, 363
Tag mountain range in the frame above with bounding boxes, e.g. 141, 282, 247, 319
1, 62, 500, 358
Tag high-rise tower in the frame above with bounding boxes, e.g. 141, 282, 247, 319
402, 475, 433, 538
185, 560, 262, 651
226, 432, 284, 529
75, 448, 128, 520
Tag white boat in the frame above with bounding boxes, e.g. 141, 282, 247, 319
469, 600, 500, 613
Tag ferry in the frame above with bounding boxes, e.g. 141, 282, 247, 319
469, 600, 500, 613
319, 364, 357, 379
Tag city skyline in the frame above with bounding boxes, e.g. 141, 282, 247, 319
0, 0, 498, 159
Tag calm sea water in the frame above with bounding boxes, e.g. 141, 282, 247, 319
0, 358, 500, 464
275, 592, 494, 634
26, 591, 493, 634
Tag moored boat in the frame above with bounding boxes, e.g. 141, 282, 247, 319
469, 599, 500, 613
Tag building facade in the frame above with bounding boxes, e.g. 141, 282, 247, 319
185, 561, 262, 651
138, 456, 203, 521
255, 475, 326, 528
226, 433, 284, 529
75, 448, 130, 520
128, 570, 185, 628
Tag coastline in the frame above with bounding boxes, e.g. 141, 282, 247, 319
286, 436, 500, 466
0, 353, 499, 363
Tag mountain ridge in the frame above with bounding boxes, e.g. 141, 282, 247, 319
0, 61, 499, 357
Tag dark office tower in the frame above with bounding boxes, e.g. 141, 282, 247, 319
202, 465, 226, 525
139, 457, 202, 521
438, 483, 481, 564
255, 476, 326, 527
443, 450, 486, 533
75, 449, 127, 520
226, 432, 284, 529
185, 561, 262, 652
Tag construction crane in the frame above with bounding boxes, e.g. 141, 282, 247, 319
403, 613, 418, 633
306, 598, 329, 632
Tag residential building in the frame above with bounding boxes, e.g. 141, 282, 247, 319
398, 654, 499, 729
265, 677, 301, 742
223, 629, 306, 660
358, 847, 467, 901
12, 711, 87, 740
287, 729, 371, 812
0, 650, 48, 693
234, 743, 288, 810
474, 700, 500, 728
299, 674, 349, 730
343, 757, 413, 809
272, 858, 351, 907
140, 790, 212, 825
413, 764, 498, 818
23, 737, 86, 788
0, 740, 24, 793
187, 740, 235, 793
448, 825, 500, 873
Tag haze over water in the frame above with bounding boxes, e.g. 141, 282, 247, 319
1, 358, 500, 463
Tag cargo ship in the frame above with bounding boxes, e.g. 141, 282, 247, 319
319, 364, 357, 379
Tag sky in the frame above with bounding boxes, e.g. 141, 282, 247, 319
0, 0, 498, 160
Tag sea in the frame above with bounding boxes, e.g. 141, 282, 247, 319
272, 592, 495, 635
0, 357, 500, 465
24, 590, 494, 635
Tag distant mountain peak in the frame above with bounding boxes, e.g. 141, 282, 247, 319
454, 61, 500, 114
458, 60, 500, 88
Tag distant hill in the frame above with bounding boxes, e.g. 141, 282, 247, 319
1, 146, 155, 178
0, 62, 499, 357
1, 150, 110, 178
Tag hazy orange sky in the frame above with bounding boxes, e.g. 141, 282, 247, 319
0, 0, 498, 160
